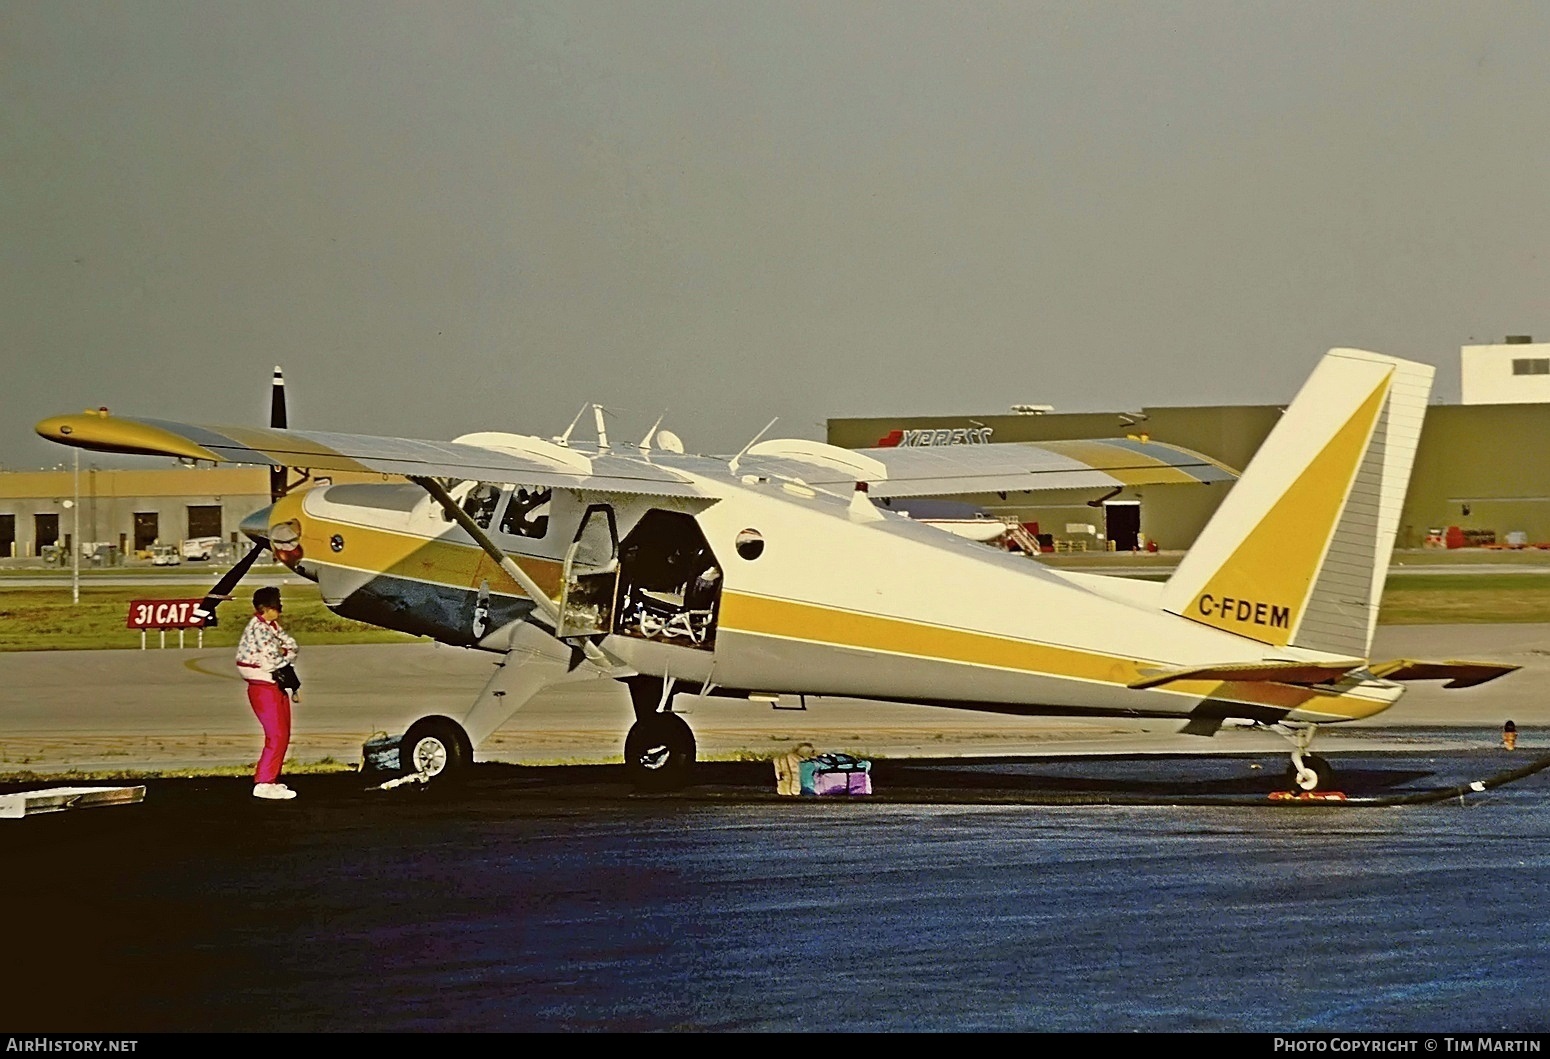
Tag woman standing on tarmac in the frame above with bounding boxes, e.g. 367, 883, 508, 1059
236, 586, 300, 801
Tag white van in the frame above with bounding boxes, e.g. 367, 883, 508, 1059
180, 537, 222, 561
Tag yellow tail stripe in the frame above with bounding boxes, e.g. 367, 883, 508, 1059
1183, 372, 1391, 645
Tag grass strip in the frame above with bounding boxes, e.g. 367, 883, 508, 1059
1377, 574, 1550, 624
0, 584, 417, 651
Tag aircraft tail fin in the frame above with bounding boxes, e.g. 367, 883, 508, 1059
1159, 349, 1434, 657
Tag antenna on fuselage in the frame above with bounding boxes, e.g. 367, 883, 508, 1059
553, 403, 588, 447
592, 403, 610, 451
637, 412, 666, 452
728, 417, 779, 475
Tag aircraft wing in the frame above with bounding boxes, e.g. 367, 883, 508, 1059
35, 414, 707, 498
739, 437, 1236, 498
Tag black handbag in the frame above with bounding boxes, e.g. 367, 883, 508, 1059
272, 664, 301, 695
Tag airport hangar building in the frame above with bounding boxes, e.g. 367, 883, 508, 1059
2, 339, 1548, 563
826, 338, 1550, 554
0, 465, 389, 566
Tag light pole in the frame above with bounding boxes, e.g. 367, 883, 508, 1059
70, 449, 79, 604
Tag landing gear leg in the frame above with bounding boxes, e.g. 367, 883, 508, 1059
1281, 724, 1336, 792
367, 622, 593, 788
622, 676, 699, 792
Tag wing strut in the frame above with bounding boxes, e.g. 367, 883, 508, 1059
408, 475, 613, 668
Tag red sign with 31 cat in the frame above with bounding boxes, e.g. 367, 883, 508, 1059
125, 599, 207, 629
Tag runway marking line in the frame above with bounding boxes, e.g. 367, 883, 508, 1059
184, 656, 243, 682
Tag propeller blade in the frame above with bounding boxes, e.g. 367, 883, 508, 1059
192, 540, 267, 627
269, 365, 288, 502
270, 365, 287, 429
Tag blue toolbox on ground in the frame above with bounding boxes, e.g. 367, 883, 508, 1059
800, 753, 872, 796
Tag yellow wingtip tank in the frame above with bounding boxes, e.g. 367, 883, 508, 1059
35, 411, 222, 463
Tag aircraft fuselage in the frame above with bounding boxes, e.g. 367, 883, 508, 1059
262, 473, 1401, 729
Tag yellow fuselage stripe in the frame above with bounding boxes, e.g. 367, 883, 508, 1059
289, 504, 563, 599
718, 591, 1389, 717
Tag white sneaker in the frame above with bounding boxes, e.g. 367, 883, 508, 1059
253, 783, 297, 800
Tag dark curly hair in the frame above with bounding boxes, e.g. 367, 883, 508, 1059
253, 586, 282, 612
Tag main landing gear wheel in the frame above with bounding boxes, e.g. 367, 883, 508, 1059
624, 712, 697, 793
401, 716, 472, 784
1285, 752, 1335, 792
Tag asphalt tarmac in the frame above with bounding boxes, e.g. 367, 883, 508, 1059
4, 750, 1549, 1032
4, 625, 1550, 1032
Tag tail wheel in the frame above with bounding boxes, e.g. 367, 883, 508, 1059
624, 712, 697, 793
1286, 753, 1335, 792
402, 717, 471, 783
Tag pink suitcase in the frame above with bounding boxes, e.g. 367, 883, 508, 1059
813, 768, 872, 796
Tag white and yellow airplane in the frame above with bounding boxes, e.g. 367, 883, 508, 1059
36, 348, 1516, 792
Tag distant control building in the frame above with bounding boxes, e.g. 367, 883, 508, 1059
0, 466, 384, 565
0, 466, 270, 564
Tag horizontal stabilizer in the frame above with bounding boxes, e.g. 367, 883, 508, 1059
1129, 660, 1366, 690
1131, 657, 1521, 691
1367, 659, 1521, 689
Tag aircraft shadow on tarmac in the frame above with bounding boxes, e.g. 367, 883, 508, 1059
867, 759, 1437, 798
6, 750, 1544, 811
335, 750, 1537, 807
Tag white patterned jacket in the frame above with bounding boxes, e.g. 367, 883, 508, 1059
235, 615, 298, 684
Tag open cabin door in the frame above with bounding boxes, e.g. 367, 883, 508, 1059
614, 509, 722, 651
557, 504, 620, 639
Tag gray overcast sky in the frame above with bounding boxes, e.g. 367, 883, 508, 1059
5, 1, 1549, 469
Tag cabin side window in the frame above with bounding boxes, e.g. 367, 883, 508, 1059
461, 482, 503, 529
500, 486, 552, 539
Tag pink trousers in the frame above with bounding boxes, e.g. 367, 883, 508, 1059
246, 681, 291, 784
